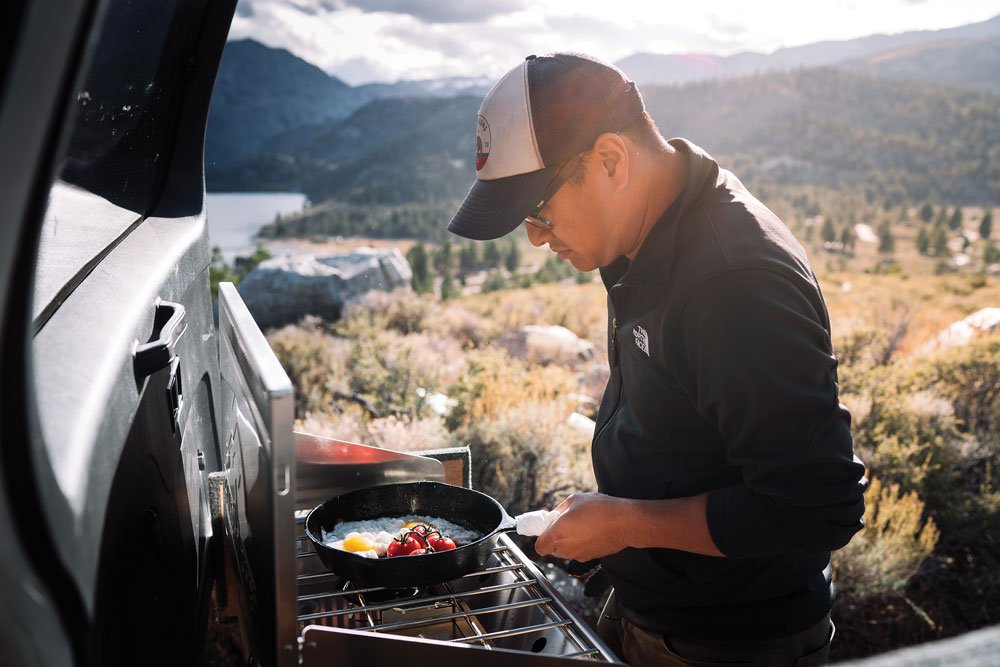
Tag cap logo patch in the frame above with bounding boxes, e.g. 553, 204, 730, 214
476, 114, 491, 171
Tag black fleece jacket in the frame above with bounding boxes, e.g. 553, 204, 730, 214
593, 138, 867, 641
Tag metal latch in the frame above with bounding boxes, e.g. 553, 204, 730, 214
134, 299, 187, 379
166, 355, 183, 434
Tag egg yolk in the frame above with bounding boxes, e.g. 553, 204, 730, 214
405, 521, 434, 531
343, 536, 375, 553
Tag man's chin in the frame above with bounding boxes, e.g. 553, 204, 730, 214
567, 256, 597, 272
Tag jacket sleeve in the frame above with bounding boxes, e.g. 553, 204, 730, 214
668, 268, 867, 558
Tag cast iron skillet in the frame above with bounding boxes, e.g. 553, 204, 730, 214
304, 481, 518, 588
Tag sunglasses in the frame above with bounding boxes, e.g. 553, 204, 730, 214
523, 155, 583, 232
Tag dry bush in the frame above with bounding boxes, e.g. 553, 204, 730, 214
424, 304, 494, 350
366, 414, 451, 452
346, 330, 445, 419
268, 319, 352, 415
338, 289, 438, 336
924, 337, 1000, 437
833, 476, 939, 598
462, 283, 607, 349
444, 348, 578, 431
295, 407, 367, 445
455, 401, 596, 516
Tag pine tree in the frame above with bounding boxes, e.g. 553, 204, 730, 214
458, 241, 478, 273
821, 216, 837, 243
433, 239, 453, 273
504, 239, 521, 272
877, 220, 895, 254
919, 202, 934, 223
980, 211, 993, 241
839, 223, 856, 254
439, 262, 456, 300
406, 243, 432, 294
483, 240, 502, 268
948, 207, 963, 231
915, 226, 930, 254
930, 225, 949, 257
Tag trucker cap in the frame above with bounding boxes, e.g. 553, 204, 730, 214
448, 53, 645, 240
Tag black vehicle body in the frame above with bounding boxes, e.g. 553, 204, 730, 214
1, 0, 237, 664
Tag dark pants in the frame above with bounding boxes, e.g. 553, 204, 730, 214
596, 590, 834, 667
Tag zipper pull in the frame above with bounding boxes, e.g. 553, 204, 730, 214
611, 317, 619, 367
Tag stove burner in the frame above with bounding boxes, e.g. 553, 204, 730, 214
344, 581, 426, 604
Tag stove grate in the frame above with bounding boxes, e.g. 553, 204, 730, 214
293, 513, 613, 660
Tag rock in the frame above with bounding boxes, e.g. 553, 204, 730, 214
921, 307, 1000, 353
567, 412, 596, 438
237, 247, 411, 327
499, 325, 596, 366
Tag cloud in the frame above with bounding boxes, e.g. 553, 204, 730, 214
235, 0, 254, 18
228, 0, 1000, 84
340, 0, 526, 23
707, 14, 749, 36
330, 56, 399, 84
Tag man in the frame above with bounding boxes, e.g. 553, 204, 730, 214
448, 53, 867, 666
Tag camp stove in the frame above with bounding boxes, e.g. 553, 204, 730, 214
213, 285, 623, 666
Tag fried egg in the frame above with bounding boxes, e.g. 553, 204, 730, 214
321, 515, 482, 558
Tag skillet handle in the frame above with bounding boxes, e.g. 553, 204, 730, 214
497, 511, 517, 533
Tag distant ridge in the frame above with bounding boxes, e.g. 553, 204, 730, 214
210, 67, 1000, 206
206, 18, 1000, 207
206, 40, 489, 170
615, 14, 1000, 86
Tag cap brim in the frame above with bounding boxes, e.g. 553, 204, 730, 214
448, 165, 560, 241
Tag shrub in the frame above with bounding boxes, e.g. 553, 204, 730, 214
268, 319, 351, 416
366, 415, 451, 452
338, 289, 437, 336
346, 330, 443, 419
425, 305, 492, 350
925, 337, 1000, 437
455, 401, 596, 516
445, 348, 577, 431
295, 407, 367, 445
833, 476, 939, 598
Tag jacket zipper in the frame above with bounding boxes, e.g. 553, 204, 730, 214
595, 313, 623, 442
610, 317, 618, 367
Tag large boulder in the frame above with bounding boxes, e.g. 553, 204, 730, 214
237, 247, 411, 327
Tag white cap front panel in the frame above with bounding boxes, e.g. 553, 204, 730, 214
475, 61, 544, 181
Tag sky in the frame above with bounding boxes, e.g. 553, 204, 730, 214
229, 0, 1000, 85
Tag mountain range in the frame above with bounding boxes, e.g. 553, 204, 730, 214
205, 16, 1000, 208
206, 40, 489, 169
617, 14, 1000, 87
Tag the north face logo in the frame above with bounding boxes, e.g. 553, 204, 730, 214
633, 325, 649, 356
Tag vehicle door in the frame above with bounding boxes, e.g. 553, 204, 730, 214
0, 0, 238, 664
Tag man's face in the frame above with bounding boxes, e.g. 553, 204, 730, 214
523, 161, 620, 272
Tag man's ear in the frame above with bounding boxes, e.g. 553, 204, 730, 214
593, 132, 629, 192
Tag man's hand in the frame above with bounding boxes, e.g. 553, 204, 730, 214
534, 491, 724, 561
534, 492, 630, 561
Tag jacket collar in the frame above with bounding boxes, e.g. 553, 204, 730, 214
600, 138, 719, 288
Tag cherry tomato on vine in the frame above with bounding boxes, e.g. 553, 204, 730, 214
386, 533, 424, 557
427, 533, 456, 552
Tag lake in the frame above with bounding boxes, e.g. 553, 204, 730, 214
206, 192, 308, 261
